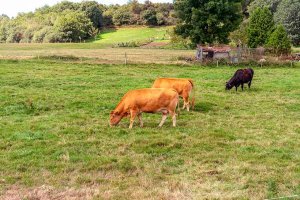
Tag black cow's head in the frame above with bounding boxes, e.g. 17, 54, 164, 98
225, 82, 233, 90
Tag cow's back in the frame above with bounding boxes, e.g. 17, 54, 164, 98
123, 88, 178, 110
152, 78, 193, 95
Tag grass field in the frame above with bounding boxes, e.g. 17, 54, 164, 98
0, 59, 299, 199
93, 26, 170, 45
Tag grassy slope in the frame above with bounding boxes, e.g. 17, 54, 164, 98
93, 26, 170, 45
0, 60, 299, 199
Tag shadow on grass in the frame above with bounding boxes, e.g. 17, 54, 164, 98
193, 101, 215, 113
96, 27, 117, 40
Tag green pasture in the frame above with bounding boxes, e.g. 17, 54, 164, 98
93, 26, 170, 45
0, 59, 299, 199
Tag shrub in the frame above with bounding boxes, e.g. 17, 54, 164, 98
267, 25, 291, 55
141, 8, 157, 26
247, 7, 275, 48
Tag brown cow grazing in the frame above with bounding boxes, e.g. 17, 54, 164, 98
110, 88, 179, 128
226, 68, 254, 91
152, 78, 195, 111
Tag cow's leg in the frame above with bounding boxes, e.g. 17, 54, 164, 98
159, 111, 168, 127
248, 81, 252, 89
182, 93, 190, 111
169, 111, 176, 127
129, 110, 138, 129
241, 83, 244, 91
137, 113, 143, 128
235, 86, 238, 92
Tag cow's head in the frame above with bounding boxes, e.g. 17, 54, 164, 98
110, 111, 122, 127
109, 111, 129, 127
225, 82, 233, 90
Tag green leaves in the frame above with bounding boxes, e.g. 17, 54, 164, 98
247, 7, 275, 48
54, 11, 93, 42
174, 0, 243, 45
267, 25, 291, 55
274, 0, 300, 45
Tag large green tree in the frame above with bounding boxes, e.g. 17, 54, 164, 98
54, 11, 93, 42
79, 1, 103, 28
247, 7, 275, 48
174, 0, 243, 45
274, 0, 300, 45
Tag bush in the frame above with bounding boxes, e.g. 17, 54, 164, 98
32, 27, 52, 43
54, 11, 93, 42
43, 30, 64, 43
267, 25, 291, 55
141, 8, 157, 26
230, 20, 249, 46
113, 7, 133, 26
247, 7, 275, 48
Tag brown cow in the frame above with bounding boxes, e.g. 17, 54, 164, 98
110, 88, 179, 128
152, 78, 195, 111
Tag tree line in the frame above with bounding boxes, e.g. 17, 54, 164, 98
174, 0, 299, 54
0, 0, 176, 43
230, 0, 299, 53
0, 0, 299, 53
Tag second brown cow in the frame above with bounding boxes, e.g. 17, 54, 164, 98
152, 78, 195, 111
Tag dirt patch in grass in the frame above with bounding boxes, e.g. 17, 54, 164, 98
0, 185, 100, 200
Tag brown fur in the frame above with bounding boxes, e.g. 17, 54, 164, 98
152, 78, 195, 111
110, 88, 179, 128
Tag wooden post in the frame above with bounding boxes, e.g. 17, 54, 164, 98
200, 46, 203, 63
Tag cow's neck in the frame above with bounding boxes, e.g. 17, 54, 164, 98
114, 101, 127, 114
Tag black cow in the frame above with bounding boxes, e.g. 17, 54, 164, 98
226, 68, 254, 91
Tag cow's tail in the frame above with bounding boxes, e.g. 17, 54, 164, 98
188, 79, 196, 110
250, 68, 254, 76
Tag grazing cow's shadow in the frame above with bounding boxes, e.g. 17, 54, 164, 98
193, 101, 215, 113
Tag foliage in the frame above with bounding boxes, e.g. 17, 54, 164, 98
248, 0, 281, 14
167, 27, 193, 49
112, 6, 133, 26
141, 8, 157, 25
0, 1, 175, 43
247, 7, 275, 48
230, 20, 249, 46
32, 27, 52, 43
79, 1, 103, 28
267, 25, 291, 55
274, 0, 300, 46
174, 0, 243, 45
54, 11, 93, 42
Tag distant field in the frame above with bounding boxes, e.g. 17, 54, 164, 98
0, 46, 195, 64
0, 59, 299, 199
292, 47, 300, 53
93, 26, 170, 46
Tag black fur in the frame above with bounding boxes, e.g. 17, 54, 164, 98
226, 68, 254, 91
